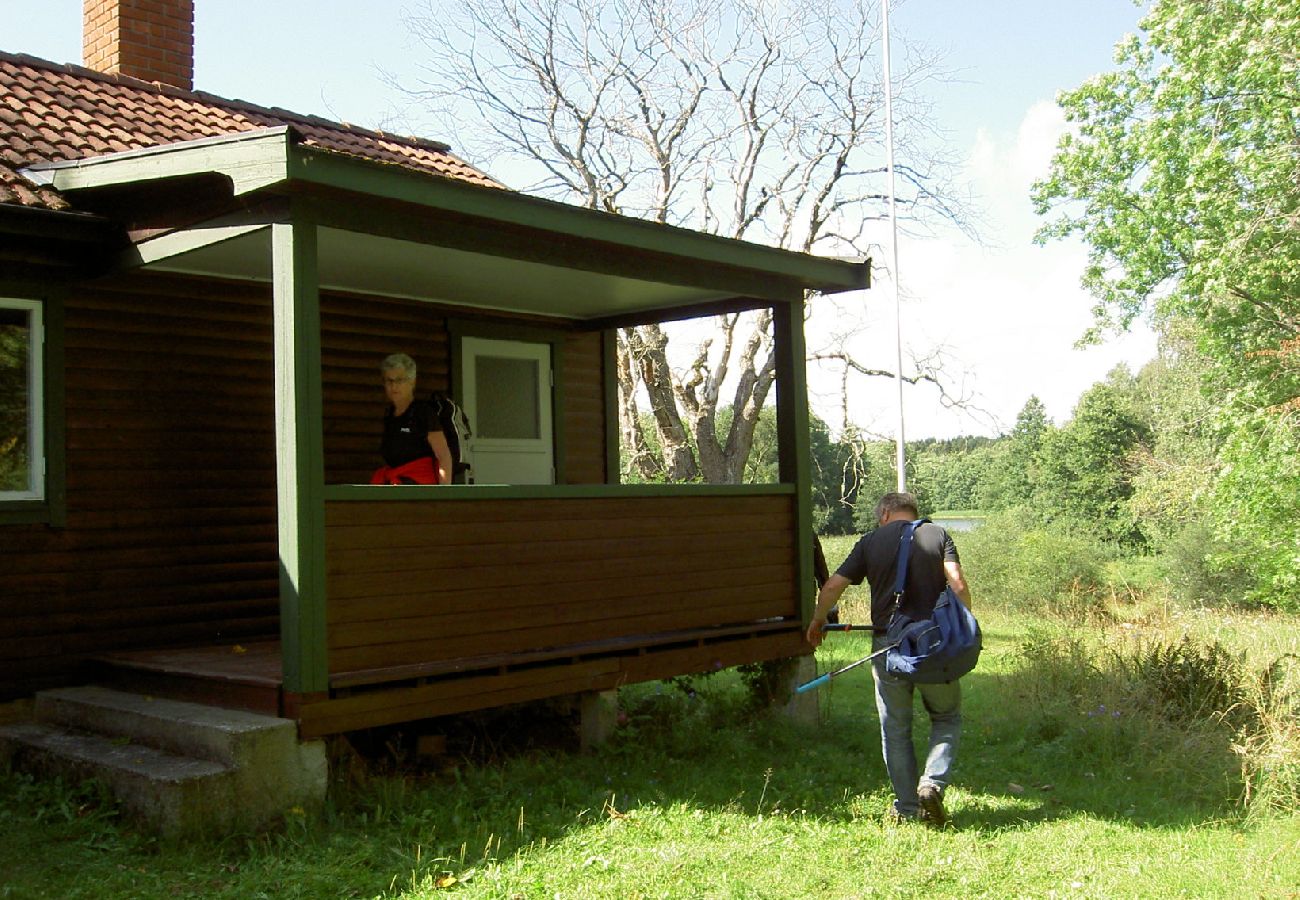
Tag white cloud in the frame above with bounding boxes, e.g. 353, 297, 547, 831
807, 99, 1156, 440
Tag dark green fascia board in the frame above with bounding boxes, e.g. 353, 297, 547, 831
286, 146, 869, 296
22, 127, 294, 197
311, 196, 811, 307
24, 126, 866, 296
121, 198, 287, 269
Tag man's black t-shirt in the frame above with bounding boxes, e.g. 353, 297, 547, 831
835, 520, 960, 627
380, 399, 436, 468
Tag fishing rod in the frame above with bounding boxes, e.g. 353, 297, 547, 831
795, 623, 897, 694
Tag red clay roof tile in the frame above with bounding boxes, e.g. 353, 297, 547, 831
0, 51, 500, 213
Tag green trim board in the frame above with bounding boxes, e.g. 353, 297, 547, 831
271, 203, 328, 694
23, 127, 294, 197
307, 192, 813, 308
772, 298, 816, 625
121, 201, 286, 269
287, 145, 868, 294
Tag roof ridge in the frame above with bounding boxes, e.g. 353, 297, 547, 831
0, 49, 453, 155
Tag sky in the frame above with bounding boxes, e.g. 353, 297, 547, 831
3, 0, 1159, 439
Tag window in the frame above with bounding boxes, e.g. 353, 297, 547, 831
0, 299, 43, 502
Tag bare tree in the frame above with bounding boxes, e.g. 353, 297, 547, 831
396, 0, 973, 482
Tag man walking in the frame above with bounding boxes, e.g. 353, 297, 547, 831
806, 492, 973, 826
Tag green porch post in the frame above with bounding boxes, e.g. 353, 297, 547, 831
272, 204, 328, 695
773, 296, 816, 625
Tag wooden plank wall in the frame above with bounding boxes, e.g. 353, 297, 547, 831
319, 296, 609, 486
560, 330, 607, 484
324, 494, 797, 677
320, 293, 451, 485
0, 273, 281, 700
0, 271, 610, 700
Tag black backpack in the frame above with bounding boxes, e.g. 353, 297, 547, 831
429, 391, 474, 484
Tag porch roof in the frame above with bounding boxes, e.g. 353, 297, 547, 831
23, 127, 870, 323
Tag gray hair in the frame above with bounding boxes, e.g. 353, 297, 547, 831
380, 353, 416, 380
874, 491, 920, 522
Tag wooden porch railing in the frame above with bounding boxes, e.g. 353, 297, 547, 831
324, 490, 799, 680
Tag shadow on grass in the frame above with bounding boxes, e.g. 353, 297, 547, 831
0, 632, 1254, 898
333, 630, 1246, 846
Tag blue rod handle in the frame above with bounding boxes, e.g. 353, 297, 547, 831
795, 673, 830, 694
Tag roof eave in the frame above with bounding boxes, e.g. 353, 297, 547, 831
21, 126, 870, 302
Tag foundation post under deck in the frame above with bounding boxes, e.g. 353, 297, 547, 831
578, 690, 619, 752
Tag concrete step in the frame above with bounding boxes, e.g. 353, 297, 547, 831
0, 721, 236, 836
35, 685, 297, 768
1, 686, 328, 837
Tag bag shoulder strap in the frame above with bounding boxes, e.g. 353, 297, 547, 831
889, 518, 932, 601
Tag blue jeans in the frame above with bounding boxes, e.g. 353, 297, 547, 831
871, 636, 962, 816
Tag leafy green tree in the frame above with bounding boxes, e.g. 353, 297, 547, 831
1128, 327, 1219, 542
1034, 0, 1300, 601
1033, 0, 1299, 366
1034, 376, 1151, 546
978, 396, 1050, 509
850, 439, 902, 531
808, 416, 859, 534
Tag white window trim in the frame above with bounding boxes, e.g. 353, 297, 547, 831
0, 298, 44, 502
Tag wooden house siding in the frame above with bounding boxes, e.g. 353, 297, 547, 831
323, 493, 797, 678
0, 273, 280, 700
319, 297, 609, 486
0, 271, 611, 700
320, 293, 451, 485
559, 330, 607, 484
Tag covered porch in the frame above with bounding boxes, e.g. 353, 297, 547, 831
28, 127, 869, 736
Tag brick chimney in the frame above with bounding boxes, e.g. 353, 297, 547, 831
83, 0, 195, 91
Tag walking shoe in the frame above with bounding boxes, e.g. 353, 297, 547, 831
917, 785, 946, 827
885, 803, 920, 825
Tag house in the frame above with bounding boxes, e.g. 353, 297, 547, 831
1, 1, 868, 745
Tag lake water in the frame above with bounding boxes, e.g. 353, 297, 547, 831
931, 516, 985, 532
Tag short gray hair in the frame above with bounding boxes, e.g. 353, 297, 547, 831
874, 491, 920, 522
381, 353, 416, 380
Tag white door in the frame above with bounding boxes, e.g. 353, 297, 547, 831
460, 337, 553, 485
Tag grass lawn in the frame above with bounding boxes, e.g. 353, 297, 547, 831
3, 538, 1299, 898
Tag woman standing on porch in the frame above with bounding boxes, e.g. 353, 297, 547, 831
371, 353, 455, 485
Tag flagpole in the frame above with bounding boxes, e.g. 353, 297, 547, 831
882, 0, 907, 492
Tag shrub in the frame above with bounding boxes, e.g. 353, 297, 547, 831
1159, 522, 1255, 607
1122, 636, 1252, 730
957, 508, 1112, 617
1236, 653, 1300, 815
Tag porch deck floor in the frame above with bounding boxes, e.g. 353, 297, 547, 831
90, 641, 286, 717
94, 641, 283, 688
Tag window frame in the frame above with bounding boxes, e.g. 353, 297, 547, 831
0, 293, 65, 526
